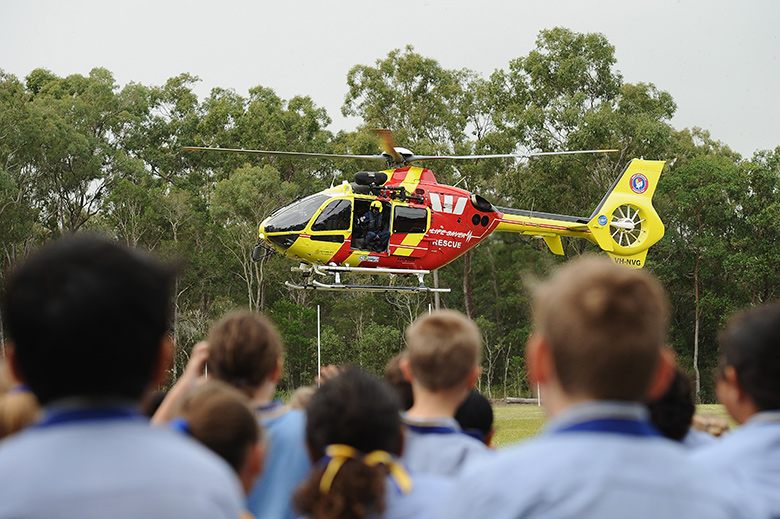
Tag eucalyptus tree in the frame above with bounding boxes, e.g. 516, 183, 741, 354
655, 130, 743, 400
23, 68, 147, 234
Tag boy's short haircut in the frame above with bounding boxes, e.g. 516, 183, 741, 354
405, 310, 482, 391
532, 256, 669, 401
718, 303, 780, 411
207, 311, 283, 394
2, 234, 174, 405
178, 380, 262, 473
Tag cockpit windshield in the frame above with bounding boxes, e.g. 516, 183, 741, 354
264, 194, 328, 233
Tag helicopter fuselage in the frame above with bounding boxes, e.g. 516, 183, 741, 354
259, 166, 498, 271
258, 159, 665, 273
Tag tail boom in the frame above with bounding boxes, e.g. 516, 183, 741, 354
493, 158, 665, 267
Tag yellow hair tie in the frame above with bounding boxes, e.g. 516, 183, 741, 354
364, 450, 413, 494
319, 444, 359, 494
318, 445, 414, 496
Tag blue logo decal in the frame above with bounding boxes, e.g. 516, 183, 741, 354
598, 215, 608, 226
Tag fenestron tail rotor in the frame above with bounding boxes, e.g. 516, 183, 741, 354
610, 204, 645, 248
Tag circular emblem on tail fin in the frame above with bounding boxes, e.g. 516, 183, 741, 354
630, 173, 648, 194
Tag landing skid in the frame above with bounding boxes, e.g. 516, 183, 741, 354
285, 263, 450, 293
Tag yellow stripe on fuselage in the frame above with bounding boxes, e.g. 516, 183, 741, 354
391, 167, 425, 193
495, 213, 595, 242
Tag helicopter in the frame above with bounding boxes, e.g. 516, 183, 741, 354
184, 130, 665, 293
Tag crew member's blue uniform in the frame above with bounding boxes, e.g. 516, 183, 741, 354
360, 208, 390, 251
0, 402, 243, 519
691, 410, 780, 518
440, 401, 752, 519
400, 414, 493, 477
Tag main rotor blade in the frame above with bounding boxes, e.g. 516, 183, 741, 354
182, 146, 388, 162
374, 129, 405, 164
405, 149, 620, 163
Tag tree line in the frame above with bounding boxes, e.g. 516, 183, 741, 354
1, 27, 778, 401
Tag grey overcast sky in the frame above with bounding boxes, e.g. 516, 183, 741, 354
1, 0, 778, 158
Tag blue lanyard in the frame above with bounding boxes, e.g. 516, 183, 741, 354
554, 418, 662, 438
36, 407, 142, 429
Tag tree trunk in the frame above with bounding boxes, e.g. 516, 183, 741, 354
693, 245, 701, 401
462, 250, 474, 319
486, 243, 501, 322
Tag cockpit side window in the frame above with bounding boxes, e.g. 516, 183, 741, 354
265, 194, 328, 233
393, 206, 428, 234
312, 199, 352, 231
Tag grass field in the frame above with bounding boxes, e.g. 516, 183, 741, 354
491, 403, 733, 448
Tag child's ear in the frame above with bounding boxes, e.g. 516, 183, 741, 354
645, 348, 676, 402
466, 365, 481, 389
399, 356, 414, 383
150, 336, 174, 388
525, 333, 551, 386
270, 359, 283, 384
717, 365, 757, 425
5, 343, 24, 384
240, 442, 265, 494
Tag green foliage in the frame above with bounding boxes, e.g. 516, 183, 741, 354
0, 29, 777, 401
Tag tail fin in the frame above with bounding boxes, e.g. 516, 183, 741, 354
587, 159, 665, 268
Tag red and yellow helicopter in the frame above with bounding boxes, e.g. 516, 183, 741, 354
185, 131, 664, 293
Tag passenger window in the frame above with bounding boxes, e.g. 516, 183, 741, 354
312, 199, 352, 231
393, 206, 428, 234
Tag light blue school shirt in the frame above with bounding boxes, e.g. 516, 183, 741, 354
691, 410, 780, 518
381, 470, 454, 519
247, 403, 311, 519
0, 402, 243, 519
440, 401, 751, 519
400, 413, 493, 477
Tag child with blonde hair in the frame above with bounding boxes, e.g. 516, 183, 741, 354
399, 310, 492, 476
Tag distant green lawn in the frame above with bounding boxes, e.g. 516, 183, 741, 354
491, 403, 732, 449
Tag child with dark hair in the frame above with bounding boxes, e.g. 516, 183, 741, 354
454, 390, 495, 446
692, 303, 780, 517
0, 234, 243, 519
293, 366, 451, 519
647, 368, 715, 448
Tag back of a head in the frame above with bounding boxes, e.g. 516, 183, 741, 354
532, 256, 669, 401
719, 303, 780, 411
305, 367, 402, 455
405, 310, 482, 391
296, 367, 403, 519
384, 353, 413, 410
2, 234, 174, 405
206, 311, 283, 395
647, 369, 695, 441
178, 380, 261, 474
455, 390, 494, 443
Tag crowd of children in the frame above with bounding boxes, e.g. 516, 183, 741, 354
1, 234, 779, 518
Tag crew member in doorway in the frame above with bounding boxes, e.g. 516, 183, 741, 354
360, 201, 390, 252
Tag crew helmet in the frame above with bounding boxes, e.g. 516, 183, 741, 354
370, 201, 382, 212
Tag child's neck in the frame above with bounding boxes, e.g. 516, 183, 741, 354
405, 385, 467, 419
249, 379, 278, 407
